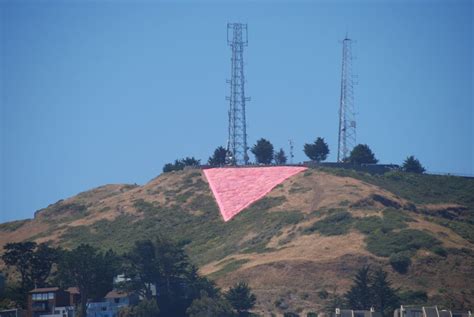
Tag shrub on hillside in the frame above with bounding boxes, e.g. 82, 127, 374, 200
305, 211, 353, 236
389, 252, 411, 273
366, 229, 441, 257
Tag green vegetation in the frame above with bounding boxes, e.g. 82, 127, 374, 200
209, 259, 250, 279
304, 211, 353, 236
432, 218, 474, 244
274, 148, 288, 165
366, 229, 441, 257
304, 137, 329, 162
0, 219, 29, 232
163, 157, 200, 173
208, 146, 227, 166
289, 184, 311, 194
58, 178, 301, 266
402, 156, 426, 174
251, 138, 274, 164
348, 144, 378, 164
389, 252, 411, 273
224, 281, 257, 316
320, 168, 474, 210
345, 266, 399, 317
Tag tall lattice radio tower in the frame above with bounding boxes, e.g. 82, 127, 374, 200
337, 35, 357, 162
226, 23, 250, 165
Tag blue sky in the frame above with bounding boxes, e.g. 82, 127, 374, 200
1, 0, 472, 222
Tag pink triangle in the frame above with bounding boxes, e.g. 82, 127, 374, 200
203, 166, 307, 221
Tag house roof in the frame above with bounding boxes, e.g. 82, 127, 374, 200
104, 290, 129, 299
66, 287, 80, 295
30, 287, 60, 293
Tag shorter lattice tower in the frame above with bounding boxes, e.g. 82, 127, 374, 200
226, 23, 250, 165
337, 35, 357, 162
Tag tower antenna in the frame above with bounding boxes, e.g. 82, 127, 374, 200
226, 23, 250, 165
337, 35, 357, 162
288, 139, 294, 164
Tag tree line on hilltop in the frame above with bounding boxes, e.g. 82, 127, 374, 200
162, 137, 425, 174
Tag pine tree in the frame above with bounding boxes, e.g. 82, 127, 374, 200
225, 281, 256, 316
344, 265, 373, 310
304, 137, 330, 162
208, 146, 228, 166
274, 148, 288, 165
402, 156, 425, 174
371, 268, 399, 317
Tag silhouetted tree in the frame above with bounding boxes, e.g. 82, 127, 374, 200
371, 268, 399, 317
2, 241, 58, 305
251, 138, 274, 164
121, 237, 218, 317
304, 137, 330, 162
225, 281, 256, 316
56, 244, 119, 317
208, 146, 228, 166
348, 144, 378, 164
345, 266, 399, 316
163, 157, 201, 173
274, 148, 287, 165
344, 265, 373, 310
402, 156, 425, 174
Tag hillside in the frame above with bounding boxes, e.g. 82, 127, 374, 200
1, 168, 473, 315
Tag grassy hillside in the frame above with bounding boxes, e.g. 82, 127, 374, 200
0, 168, 473, 315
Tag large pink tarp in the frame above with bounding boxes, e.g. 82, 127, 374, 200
203, 166, 307, 221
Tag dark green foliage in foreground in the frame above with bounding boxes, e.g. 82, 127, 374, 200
118, 298, 160, 317
187, 291, 237, 317
1, 242, 58, 307
398, 290, 428, 305
348, 144, 378, 164
371, 268, 400, 317
402, 156, 425, 174
225, 281, 257, 316
120, 237, 220, 317
56, 245, 120, 317
163, 157, 200, 173
251, 138, 274, 164
345, 265, 373, 310
345, 266, 399, 317
304, 137, 330, 162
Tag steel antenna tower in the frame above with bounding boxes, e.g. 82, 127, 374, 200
226, 23, 250, 165
337, 35, 357, 162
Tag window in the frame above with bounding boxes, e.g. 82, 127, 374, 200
48, 293, 54, 300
